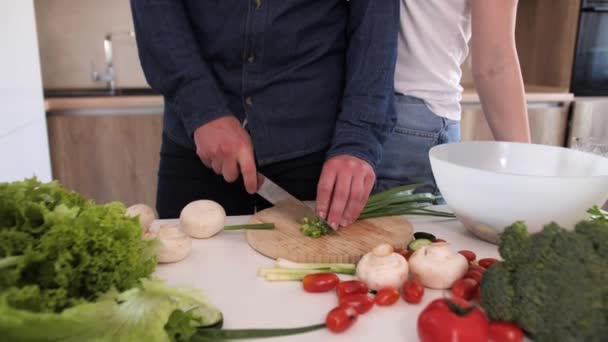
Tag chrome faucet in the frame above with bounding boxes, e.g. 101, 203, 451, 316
92, 31, 135, 92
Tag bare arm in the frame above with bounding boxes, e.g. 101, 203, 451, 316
471, 0, 531, 143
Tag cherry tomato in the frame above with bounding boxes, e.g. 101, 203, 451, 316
336, 280, 368, 298
469, 265, 487, 274
463, 269, 484, 284
339, 293, 375, 314
479, 258, 499, 269
402, 279, 425, 304
451, 278, 478, 301
475, 284, 482, 303
395, 248, 413, 260
417, 297, 489, 342
302, 273, 339, 293
434, 238, 447, 243
374, 288, 400, 306
458, 250, 476, 263
488, 321, 525, 342
326, 304, 358, 333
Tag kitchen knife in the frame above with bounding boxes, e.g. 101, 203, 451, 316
256, 174, 331, 227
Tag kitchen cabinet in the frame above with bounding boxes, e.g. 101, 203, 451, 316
460, 102, 572, 146
46, 100, 163, 208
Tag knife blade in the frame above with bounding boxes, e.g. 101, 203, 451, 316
256, 174, 331, 227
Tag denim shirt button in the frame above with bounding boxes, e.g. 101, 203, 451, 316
245, 96, 253, 106
247, 54, 255, 64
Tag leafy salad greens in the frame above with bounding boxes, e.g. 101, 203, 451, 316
0, 178, 223, 341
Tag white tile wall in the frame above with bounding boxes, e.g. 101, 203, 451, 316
0, 118, 52, 182
0, 0, 51, 181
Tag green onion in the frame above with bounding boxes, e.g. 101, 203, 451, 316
258, 258, 356, 281
275, 258, 356, 273
223, 223, 275, 231
192, 323, 326, 341
300, 217, 332, 238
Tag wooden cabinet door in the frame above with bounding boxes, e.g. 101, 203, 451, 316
47, 113, 163, 208
460, 103, 571, 146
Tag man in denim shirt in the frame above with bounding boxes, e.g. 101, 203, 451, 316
130, 0, 398, 229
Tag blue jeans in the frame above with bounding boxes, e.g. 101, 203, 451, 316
374, 94, 460, 197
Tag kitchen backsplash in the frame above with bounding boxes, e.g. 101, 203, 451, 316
34, 0, 147, 89
34, 0, 474, 90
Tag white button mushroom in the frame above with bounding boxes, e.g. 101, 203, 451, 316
407, 242, 469, 289
126, 204, 156, 233
179, 200, 226, 239
355, 243, 409, 291
148, 223, 192, 264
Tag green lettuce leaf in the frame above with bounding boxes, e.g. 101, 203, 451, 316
0, 278, 223, 342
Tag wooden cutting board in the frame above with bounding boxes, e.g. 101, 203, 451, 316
246, 201, 413, 263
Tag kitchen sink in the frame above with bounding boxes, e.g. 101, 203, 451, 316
44, 88, 158, 98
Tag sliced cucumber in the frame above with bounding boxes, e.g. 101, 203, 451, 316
408, 238, 433, 251
413, 232, 436, 241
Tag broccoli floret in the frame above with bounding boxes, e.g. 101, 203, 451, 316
481, 220, 608, 342
479, 262, 516, 321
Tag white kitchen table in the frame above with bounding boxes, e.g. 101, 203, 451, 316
153, 210, 501, 342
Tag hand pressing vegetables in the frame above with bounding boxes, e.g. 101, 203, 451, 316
408, 242, 468, 289
300, 185, 455, 238
355, 244, 409, 291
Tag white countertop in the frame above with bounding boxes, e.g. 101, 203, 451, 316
152, 212, 501, 342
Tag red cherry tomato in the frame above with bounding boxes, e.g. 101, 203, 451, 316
417, 297, 489, 342
326, 304, 358, 333
469, 265, 487, 274
479, 258, 499, 269
302, 273, 339, 293
464, 269, 484, 284
488, 321, 525, 342
374, 288, 400, 306
339, 293, 375, 314
402, 279, 425, 304
336, 280, 368, 298
395, 248, 413, 260
458, 250, 477, 263
451, 278, 478, 301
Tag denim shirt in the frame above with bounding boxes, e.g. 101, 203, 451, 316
130, 0, 399, 170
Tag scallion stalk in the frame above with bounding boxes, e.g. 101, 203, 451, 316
192, 323, 326, 340
223, 223, 275, 231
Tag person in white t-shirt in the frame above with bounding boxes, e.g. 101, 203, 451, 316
374, 0, 532, 196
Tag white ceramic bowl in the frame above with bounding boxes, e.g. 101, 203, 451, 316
429, 141, 608, 244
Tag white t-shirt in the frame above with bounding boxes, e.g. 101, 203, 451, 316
395, 0, 472, 121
